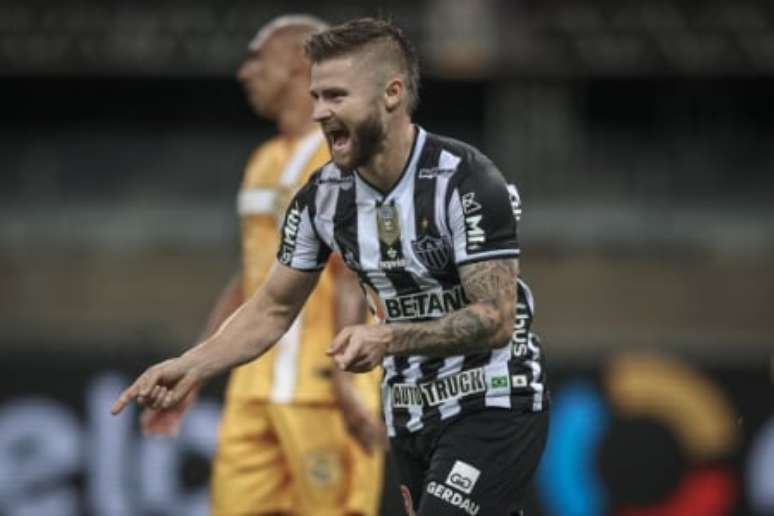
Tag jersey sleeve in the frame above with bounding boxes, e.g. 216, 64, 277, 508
276, 179, 331, 271
447, 156, 521, 266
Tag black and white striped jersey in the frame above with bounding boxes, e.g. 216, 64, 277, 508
276, 126, 547, 436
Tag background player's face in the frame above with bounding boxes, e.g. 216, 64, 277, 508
310, 54, 387, 171
237, 31, 296, 119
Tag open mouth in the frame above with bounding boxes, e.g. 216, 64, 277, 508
326, 127, 351, 153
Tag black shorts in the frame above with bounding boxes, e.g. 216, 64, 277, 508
390, 408, 549, 516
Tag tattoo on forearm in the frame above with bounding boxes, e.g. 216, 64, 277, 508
388, 259, 518, 356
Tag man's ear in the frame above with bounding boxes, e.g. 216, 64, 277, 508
384, 77, 404, 112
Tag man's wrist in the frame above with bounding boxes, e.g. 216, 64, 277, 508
381, 324, 396, 356
179, 347, 212, 382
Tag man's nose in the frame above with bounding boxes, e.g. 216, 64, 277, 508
236, 61, 256, 83
312, 101, 332, 122
236, 63, 249, 82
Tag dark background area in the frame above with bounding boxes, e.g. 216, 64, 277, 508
1, 1, 772, 515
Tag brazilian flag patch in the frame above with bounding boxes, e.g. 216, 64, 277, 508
490, 376, 510, 389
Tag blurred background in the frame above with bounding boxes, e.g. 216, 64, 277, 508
1, 0, 772, 515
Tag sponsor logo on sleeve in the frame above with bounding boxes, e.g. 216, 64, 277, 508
464, 214, 486, 250
461, 192, 482, 214
507, 183, 522, 221
509, 302, 530, 357
278, 204, 301, 265
282, 205, 301, 246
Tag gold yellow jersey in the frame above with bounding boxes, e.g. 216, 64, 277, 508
226, 129, 378, 406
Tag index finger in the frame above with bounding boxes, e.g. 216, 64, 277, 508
110, 366, 163, 415
111, 382, 140, 415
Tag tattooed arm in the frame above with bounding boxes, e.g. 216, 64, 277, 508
388, 258, 518, 356
328, 258, 518, 371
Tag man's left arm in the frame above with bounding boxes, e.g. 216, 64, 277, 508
329, 258, 517, 371
388, 257, 517, 356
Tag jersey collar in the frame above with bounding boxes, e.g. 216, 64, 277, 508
354, 125, 426, 202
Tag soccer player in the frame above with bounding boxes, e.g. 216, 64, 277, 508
137, 15, 385, 516
114, 18, 549, 516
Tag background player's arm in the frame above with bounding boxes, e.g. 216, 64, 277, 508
139, 271, 244, 435
329, 256, 388, 452
112, 262, 320, 414
200, 271, 245, 338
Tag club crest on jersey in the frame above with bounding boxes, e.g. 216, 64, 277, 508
411, 234, 452, 272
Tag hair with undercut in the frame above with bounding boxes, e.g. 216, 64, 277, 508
304, 17, 420, 114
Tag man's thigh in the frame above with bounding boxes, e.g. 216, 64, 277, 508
344, 433, 384, 516
417, 409, 549, 516
271, 404, 383, 516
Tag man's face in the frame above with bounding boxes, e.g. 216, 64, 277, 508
310, 55, 386, 171
237, 32, 294, 119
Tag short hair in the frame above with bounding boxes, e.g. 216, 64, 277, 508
304, 18, 420, 114
249, 14, 329, 53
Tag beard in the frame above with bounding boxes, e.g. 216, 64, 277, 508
339, 110, 385, 171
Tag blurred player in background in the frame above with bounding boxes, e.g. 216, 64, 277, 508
139, 14, 385, 516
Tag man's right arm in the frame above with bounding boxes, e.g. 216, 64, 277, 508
139, 271, 244, 435
112, 261, 321, 414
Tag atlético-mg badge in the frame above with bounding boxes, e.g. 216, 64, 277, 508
411, 234, 452, 272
